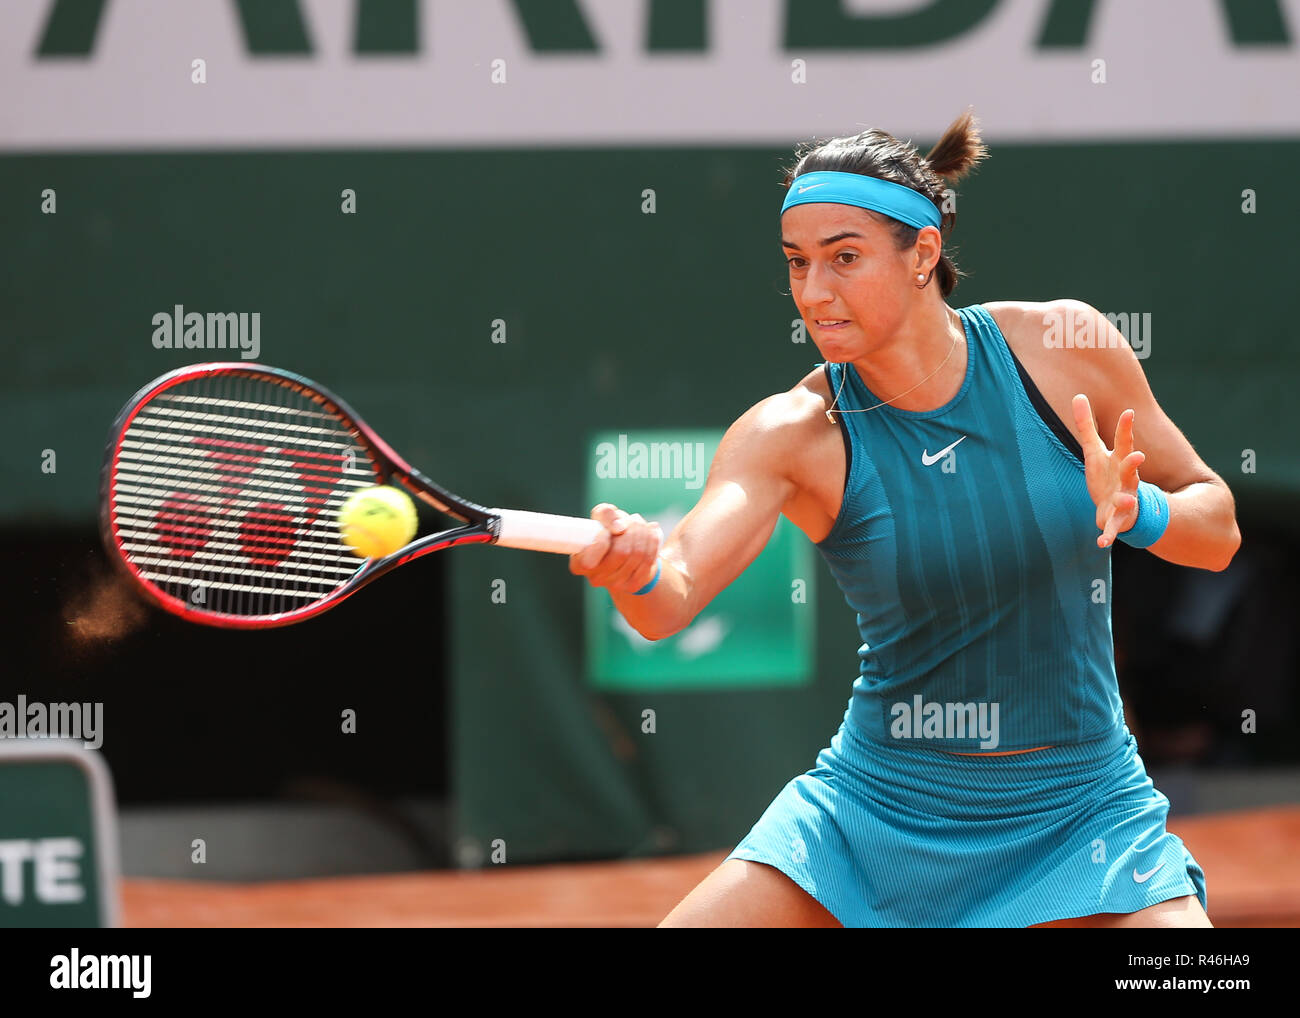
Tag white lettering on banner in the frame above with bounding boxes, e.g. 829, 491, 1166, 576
0, 837, 85, 906
1, 0, 1298, 150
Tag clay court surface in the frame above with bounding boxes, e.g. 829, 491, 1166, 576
120, 805, 1300, 927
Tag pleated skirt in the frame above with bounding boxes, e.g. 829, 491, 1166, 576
726, 711, 1207, 927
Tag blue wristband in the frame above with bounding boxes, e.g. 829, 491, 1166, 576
631, 558, 662, 596
1117, 481, 1170, 548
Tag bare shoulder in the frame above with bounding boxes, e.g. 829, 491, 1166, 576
981, 299, 1042, 336
775, 366, 847, 537
789, 363, 837, 424
712, 365, 844, 542
729, 365, 834, 447
982, 299, 1085, 355
982, 298, 1123, 398
983, 298, 1136, 369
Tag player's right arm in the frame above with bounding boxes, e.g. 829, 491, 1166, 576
570, 390, 818, 640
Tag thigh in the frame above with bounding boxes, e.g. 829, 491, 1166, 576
659, 859, 842, 928
1031, 894, 1213, 928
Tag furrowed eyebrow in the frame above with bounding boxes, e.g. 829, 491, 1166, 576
781, 231, 865, 250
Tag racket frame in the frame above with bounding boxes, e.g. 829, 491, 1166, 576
100, 362, 504, 629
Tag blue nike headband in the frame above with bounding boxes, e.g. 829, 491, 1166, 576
781, 170, 943, 230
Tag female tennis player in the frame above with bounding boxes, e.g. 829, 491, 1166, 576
570, 110, 1241, 928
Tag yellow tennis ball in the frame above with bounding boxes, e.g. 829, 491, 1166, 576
337, 485, 417, 559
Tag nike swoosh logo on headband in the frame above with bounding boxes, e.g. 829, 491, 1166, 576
797, 183, 828, 193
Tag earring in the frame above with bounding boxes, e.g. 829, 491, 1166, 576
915, 273, 927, 286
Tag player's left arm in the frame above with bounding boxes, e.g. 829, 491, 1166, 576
1066, 301, 1241, 572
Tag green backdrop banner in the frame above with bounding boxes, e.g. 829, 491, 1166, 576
585, 428, 814, 692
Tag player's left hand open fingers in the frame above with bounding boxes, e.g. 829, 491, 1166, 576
1098, 493, 1138, 548
1113, 408, 1136, 458
1071, 394, 1104, 455
1121, 448, 1145, 487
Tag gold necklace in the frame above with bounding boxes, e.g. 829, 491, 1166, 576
824, 319, 963, 423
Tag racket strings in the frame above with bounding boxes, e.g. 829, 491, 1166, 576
110, 375, 380, 617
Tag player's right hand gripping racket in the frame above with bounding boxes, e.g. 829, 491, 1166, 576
100, 362, 613, 629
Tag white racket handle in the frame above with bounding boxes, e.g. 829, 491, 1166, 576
491, 508, 609, 555
490, 508, 667, 558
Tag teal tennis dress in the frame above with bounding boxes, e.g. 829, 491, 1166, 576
725, 303, 1206, 927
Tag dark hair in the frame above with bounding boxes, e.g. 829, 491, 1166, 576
782, 109, 988, 298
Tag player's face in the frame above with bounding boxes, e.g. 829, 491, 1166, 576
781, 204, 916, 359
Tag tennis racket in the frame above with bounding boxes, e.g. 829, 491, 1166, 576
99, 362, 610, 629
